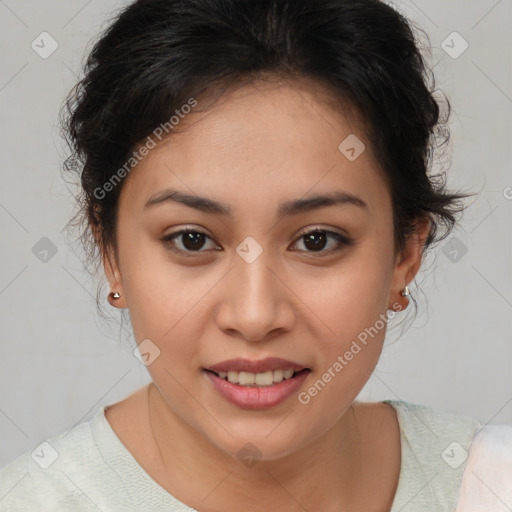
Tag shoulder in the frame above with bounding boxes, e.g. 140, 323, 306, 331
0, 407, 127, 511
0, 419, 92, 510
378, 400, 482, 511
382, 399, 481, 431
455, 423, 512, 511
381, 399, 482, 453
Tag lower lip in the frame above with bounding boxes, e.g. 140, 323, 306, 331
204, 369, 311, 410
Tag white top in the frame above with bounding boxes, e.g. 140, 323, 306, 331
455, 423, 512, 511
0, 399, 511, 511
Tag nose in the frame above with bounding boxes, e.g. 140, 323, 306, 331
214, 256, 296, 342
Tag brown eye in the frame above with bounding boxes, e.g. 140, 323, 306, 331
161, 227, 353, 257
161, 229, 220, 254
291, 228, 353, 255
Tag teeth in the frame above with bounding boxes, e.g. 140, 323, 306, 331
238, 371, 255, 386
254, 371, 274, 386
216, 369, 299, 387
273, 369, 284, 383
282, 369, 294, 379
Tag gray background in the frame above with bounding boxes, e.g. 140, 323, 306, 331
0, 0, 511, 468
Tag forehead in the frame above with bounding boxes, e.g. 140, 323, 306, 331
118, 77, 390, 220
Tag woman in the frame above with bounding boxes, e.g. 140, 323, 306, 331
1, 0, 511, 510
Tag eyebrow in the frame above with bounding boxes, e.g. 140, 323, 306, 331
143, 188, 368, 218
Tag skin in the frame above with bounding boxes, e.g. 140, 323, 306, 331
100, 76, 430, 511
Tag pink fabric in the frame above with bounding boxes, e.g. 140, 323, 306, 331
455, 424, 512, 511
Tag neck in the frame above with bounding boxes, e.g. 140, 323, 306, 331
146, 382, 364, 512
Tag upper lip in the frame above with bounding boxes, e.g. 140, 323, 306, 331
204, 357, 310, 374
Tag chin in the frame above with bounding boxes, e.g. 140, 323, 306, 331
202, 420, 317, 465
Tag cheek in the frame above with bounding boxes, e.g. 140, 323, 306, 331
291, 238, 392, 336
116, 224, 201, 337
292, 308, 388, 441
125, 272, 207, 352
289, 248, 392, 396
120, 211, 392, 367
119, 258, 223, 391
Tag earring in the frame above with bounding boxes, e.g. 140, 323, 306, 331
388, 286, 411, 312
110, 291, 121, 299
400, 286, 410, 297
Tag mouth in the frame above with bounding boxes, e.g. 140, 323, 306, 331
204, 356, 310, 375
203, 367, 312, 409
203, 368, 311, 388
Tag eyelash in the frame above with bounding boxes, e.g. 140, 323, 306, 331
160, 227, 353, 257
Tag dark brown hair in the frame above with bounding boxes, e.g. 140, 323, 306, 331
60, 0, 476, 325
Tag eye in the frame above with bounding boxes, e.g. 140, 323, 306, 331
290, 227, 353, 256
161, 228, 220, 255
160, 226, 353, 257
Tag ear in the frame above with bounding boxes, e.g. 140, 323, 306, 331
92, 224, 128, 309
388, 217, 430, 310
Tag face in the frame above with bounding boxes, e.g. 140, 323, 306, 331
103, 77, 425, 462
